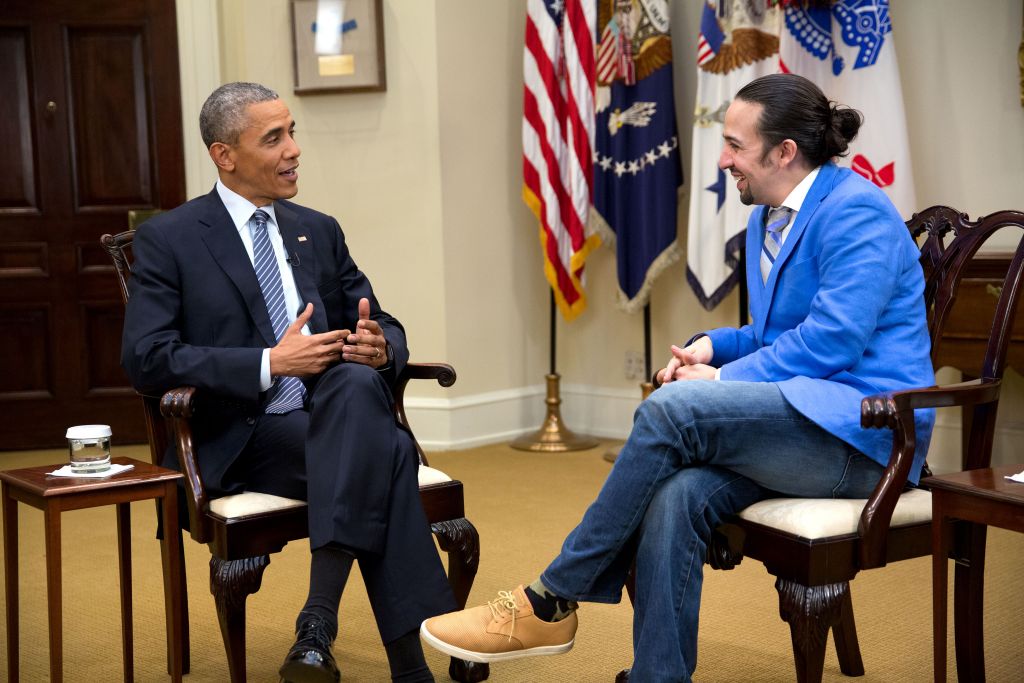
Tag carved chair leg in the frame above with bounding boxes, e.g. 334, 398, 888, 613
831, 587, 864, 676
776, 578, 850, 683
431, 518, 480, 608
210, 555, 271, 683
954, 523, 987, 683
432, 519, 489, 683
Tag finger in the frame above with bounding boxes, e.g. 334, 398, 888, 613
356, 318, 382, 336
358, 297, 371, 321
669, 344, 688, 360
287, 303, 314, 335
680, 349, 699, 365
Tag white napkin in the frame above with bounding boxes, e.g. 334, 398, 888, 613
1004, 470, 1024, 483
48, 463, 134, 478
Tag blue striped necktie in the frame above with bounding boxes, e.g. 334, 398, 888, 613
250, 209, 306, 414
760, 206, 793, 283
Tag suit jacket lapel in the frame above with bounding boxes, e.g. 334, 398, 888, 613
275, 201, 327, 334
756, 163, 839, 339
197, 190, 278, 347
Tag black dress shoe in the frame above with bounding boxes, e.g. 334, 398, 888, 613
279, 616, 341, 683
615, 668, 630, 682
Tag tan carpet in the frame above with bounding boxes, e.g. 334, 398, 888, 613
0, 442, 1022, 682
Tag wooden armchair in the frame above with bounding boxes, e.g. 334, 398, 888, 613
101, 230, 489, 683
629, 206, 1024, 682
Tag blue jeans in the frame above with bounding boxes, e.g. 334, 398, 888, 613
541, 381, 884, 682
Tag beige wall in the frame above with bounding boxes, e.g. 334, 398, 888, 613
176, 0, 1024, 457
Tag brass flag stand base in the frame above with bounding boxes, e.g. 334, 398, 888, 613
511, 373, 598, 452
602, 381, 654, 463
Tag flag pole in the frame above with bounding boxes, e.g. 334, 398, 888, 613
511, 290, 598, 452
603, 301, 655, 463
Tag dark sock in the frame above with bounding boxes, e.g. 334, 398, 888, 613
525, 579, 578, 623
297, 543, 355, 639
385, 629, 434, 682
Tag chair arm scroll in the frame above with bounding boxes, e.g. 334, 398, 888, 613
159, 386, 211, 543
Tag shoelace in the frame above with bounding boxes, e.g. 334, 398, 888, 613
487, 590, 519, 642
297, 618, 335, 650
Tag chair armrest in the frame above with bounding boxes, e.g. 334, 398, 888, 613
861, 378, 1001, 430
159, 386, 212, 543
392, 363, 457, 468
856, 377, 1002, 569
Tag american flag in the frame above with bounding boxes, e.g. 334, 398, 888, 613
522, 0, 599, 321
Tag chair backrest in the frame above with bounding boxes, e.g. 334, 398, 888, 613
100, 230, 169, 467
907, 206, 1024, 469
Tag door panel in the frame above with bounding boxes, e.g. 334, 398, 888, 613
68, 26, 155, 209
0, 0, 184, 449
0, 28, 39, 212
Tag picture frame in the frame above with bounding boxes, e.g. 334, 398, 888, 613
290, 0, 386, 94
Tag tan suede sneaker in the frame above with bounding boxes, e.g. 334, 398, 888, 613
420, 585, 577, 663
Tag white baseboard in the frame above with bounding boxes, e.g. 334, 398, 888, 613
404, 383, 641, 450
408, 383, 1024, 468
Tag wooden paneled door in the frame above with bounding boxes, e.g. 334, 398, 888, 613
0, 0, 185, 449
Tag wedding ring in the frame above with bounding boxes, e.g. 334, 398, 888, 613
374, 347, 381, 359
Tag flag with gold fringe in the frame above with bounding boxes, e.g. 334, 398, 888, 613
591, 0, 683, 313
522, 0, 601, 321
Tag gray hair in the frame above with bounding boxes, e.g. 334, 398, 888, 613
199, 82, 279, 148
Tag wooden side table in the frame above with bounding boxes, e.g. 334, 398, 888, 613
928, 465, 1024, 682
1, 456, 184, 682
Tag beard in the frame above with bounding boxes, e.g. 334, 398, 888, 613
739, 185, 754, 205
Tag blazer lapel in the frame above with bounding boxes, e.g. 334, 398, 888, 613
275, 202, 327, 334
755, 163, 839, 339
748, 205, 769, 340
197, 190, 278, 347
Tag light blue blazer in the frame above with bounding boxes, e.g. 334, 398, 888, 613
705, 163, 935, 484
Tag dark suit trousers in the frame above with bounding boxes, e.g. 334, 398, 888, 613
224, 362, 456, 643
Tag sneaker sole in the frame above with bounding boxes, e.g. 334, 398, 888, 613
419, 622, 574, 663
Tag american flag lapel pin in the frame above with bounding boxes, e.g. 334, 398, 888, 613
297, 235, 307, 242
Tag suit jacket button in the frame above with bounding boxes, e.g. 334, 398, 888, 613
246, 417, 256, 425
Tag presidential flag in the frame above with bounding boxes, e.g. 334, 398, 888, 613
779, 0, 916, 217
591, 0, 683, 313
686, 1, 781, 310
523, 0, 600, 321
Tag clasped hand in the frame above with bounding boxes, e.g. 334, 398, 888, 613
269, 298, 387, 377
656, 336, 716, 384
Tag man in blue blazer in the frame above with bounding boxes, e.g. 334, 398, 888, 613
420, 74, 935, 682
122, 82, 453, 683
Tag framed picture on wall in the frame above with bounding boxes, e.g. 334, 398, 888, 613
290, 0, 386, 94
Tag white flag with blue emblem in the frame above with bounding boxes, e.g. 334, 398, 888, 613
779, 0, 915, 217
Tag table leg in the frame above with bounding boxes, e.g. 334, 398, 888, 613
932, 500, 950, 682
160, 483, 184, 682
3, 484, 19, 682
116, 502, 134, 683
954, 522, 987, 682
44, 504, 62, 683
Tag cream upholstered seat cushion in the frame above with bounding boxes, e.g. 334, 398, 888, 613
737, 488, 932, 540
207, 464, 453, 519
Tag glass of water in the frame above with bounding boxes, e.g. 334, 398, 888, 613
66, 425, 112, 473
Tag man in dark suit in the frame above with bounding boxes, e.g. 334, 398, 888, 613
122, 82, 454, 683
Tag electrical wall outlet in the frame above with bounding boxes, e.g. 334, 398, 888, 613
625, 350, 645, 380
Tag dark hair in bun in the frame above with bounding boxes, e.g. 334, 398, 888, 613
735, 73, 863, 167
